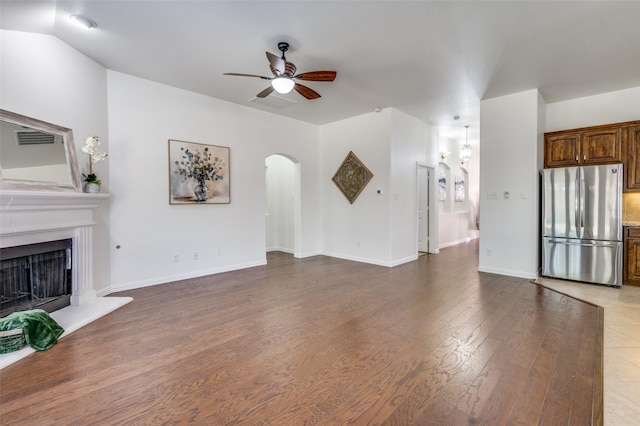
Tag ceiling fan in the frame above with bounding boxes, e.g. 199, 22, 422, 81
224, 42, 336, 100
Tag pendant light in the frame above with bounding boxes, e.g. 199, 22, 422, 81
461, 125, 472, 164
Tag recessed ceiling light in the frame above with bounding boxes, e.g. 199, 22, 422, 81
69, 14, 97, 29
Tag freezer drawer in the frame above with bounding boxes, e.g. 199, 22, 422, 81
542, 237, 622, 287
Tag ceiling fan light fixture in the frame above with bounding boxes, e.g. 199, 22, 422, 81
69, 14, 97, 29
271, 77, 295, 94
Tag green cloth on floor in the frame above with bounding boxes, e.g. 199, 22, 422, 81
0, 309, 64, 351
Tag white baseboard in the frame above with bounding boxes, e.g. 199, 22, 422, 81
105, 259, 267, 294
439, 235, 479, 250
320, 251, 417, 268
266, 246, 294, 254
478, 265, 538, 280
390, 254, 419, 267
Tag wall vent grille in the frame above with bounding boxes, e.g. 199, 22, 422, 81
15, 130, 59, 145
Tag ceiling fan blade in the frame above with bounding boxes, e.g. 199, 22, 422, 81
266, 51, 285, 75
284, 61, 297, 76
256, 86, 275, 98
294, 71, 337, 82
294, 83, 321, 100
224, 73, 271, 80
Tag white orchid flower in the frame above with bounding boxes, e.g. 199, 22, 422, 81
91, 151, 108, 163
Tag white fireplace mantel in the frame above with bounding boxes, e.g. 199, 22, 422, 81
0, 189, 109, 305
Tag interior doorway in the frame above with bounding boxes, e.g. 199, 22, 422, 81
265, 154, 301, 258
417, 163, 436, 254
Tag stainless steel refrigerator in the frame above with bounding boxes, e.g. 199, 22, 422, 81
542, 164, 623, 287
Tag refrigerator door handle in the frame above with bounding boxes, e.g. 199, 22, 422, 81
575, 173, 581, 237
580, 178, 586, 229
547, 239, 618, 248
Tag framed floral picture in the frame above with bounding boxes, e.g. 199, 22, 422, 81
168, 139, 230, 204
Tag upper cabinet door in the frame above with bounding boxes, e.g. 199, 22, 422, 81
625, 125, 640, 191
581, 127, 622, 165
545, 132, 581, 168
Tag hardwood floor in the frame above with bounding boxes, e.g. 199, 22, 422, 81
0, 240, 602, 425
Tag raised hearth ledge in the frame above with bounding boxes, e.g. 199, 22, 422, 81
0, 296, 132, 369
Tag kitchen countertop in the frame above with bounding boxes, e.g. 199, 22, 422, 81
624, 222, 640, 227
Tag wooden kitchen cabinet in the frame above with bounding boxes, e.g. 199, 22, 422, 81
581, 126, 622, 165
544, 124, 622, 168
544, 132, 581, 167
624, 227, 640, 286
624, 124, 640, 191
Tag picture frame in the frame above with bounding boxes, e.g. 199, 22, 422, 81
438, 174, 447, 201
455, 175, 465, 202
168, 139, 230, 204
331, 150, 374, 204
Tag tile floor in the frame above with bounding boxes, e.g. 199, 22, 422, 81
536, 278, 640, 425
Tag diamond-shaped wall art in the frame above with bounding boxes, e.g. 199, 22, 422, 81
331, 151, 374, 204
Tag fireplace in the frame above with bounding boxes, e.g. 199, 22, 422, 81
1, 239, 73, 316
0, 190, 109, 310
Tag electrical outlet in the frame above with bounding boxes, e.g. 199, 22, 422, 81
217, 249, 222, 256
173, 253, 179, 263
486, 248, 492, 257
193, 252, 199, 261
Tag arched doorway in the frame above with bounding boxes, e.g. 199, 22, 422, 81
265, 154, 301, 258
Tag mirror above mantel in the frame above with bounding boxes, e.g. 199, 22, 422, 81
0, 109, 82, 192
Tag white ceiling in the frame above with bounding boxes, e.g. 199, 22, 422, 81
2, 1, 640, 145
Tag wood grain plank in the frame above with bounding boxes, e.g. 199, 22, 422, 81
0, 241, 601, 425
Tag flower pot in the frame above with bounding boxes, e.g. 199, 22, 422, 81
83, 182, 101, 193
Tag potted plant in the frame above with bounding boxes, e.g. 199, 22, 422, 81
82, 173, 102, 193
81, 136, 107, 193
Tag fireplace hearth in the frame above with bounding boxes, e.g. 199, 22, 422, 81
1, 239, 73, 317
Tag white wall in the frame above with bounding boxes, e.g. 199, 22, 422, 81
319, 108, 436, 266
265, 154, 296, 253
546, 86, 640, 131
106, 71, 321, 291
0, 30, 111, 291
320, 109, 391, 265
389, 109, 437, 263
479, 89, 544, 279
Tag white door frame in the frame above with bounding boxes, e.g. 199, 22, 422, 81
265, 154, 302, 258
417, 162, 439, 254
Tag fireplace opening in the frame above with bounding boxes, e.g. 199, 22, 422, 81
1, 239, 72, 317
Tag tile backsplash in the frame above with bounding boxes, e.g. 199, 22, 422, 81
624, 193, 640, 222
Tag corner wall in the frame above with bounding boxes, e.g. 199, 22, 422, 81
389, 109, 437, 263
0, 30, 111, 291
320, 110, 392, 265
319, 108, 437, 266
106, 71, 321, 291
479, 89, 543, 279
